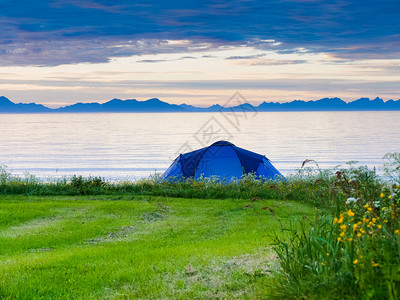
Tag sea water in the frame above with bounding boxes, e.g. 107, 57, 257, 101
0, 111, 399, 180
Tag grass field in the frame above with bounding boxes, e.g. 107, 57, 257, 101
0, 195, 314, 299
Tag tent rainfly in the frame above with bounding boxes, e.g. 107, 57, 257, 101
162, 141, 284, 181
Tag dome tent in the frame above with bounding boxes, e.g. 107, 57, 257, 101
162, 141, 284, 181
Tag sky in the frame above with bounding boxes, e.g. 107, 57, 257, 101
1, 0, 400, 107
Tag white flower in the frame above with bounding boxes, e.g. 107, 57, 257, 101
346, 197, 358, 204
373, 201, 380, 207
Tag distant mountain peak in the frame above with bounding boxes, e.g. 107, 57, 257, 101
209, 104, 222, 108
146, 98, 162, 102
0, 96, 15, 105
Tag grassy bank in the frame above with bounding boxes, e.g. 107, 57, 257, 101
0, 195, 313, 299
1, 153, 399, 299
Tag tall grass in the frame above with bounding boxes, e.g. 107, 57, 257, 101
272, 153, 400, 299
0, 164, 350, 203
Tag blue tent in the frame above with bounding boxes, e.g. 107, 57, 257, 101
162, 141, 284, 181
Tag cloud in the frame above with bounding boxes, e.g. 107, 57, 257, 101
248, 59, 307, 66
0, 0, 399, 66
0, 39, 212, 66
225, 54, 266, 60
137, 55, 197, 63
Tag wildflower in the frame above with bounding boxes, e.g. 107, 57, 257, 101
389, 195, 392, 199
395, 230, 399, 235
347, 209, 355, 217
372, 261, 379, 267
326, 253, 330, 256
380, 193, 384, 198
340, 232, 345, 237
337, 217, 343, 224
357, 221, 362, 226
346, 197, 358, 204
372, 218, 377, 223
377, 225, 382, 229
348, 238, 353, 242
353, 259, 358, 264
353, 224, 358, 231
382, 207, 386, 211
321, 262, 325, 265
368, 207, 373, 211
384, 220, 388, 223
340, 224, 347, 231
333, 217, 338, 224
363, 218, 369, 223
337, 237, 342, 242
357, 233, 362, 237
361, 229, 366, 234
363, 204, 369, 208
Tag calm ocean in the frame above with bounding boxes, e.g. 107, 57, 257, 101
1, 111, 399, 180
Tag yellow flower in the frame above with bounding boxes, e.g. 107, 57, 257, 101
382, 207, 386, 211
348, 238, 353, 242
340, 232, 345, 237
337, 237, 342, 242
357, 221, 362, 226
347, 209, 355, 217
368, 207, 373, 211
377, 225, 382, 229
364, 204, 369, 208
326, 253, 330, 256
380, 193, 384, 198
321, 262, 325, 265
357, 233, 362, 237
333, 217, 338, 224
353, 259, 358, 264
372, 261, 379, 267
340, 224, 347, 231
337, 218, 343, 224
395, 230, 399, 235
353, 224, 358, 231
389, 195, 392, 199
363, 218, 369, 223
372, 218, 377, 223
384, 220, 388, 223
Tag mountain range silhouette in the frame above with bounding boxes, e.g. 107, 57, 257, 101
1, 96, 399, 113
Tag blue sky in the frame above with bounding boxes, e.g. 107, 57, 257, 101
1, 0, 399, 107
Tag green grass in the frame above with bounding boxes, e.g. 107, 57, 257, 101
0, 195, 314, 299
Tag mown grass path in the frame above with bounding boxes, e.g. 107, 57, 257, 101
0, 195, 314, 299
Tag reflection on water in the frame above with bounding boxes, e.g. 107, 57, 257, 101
0, 111, 399, 180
